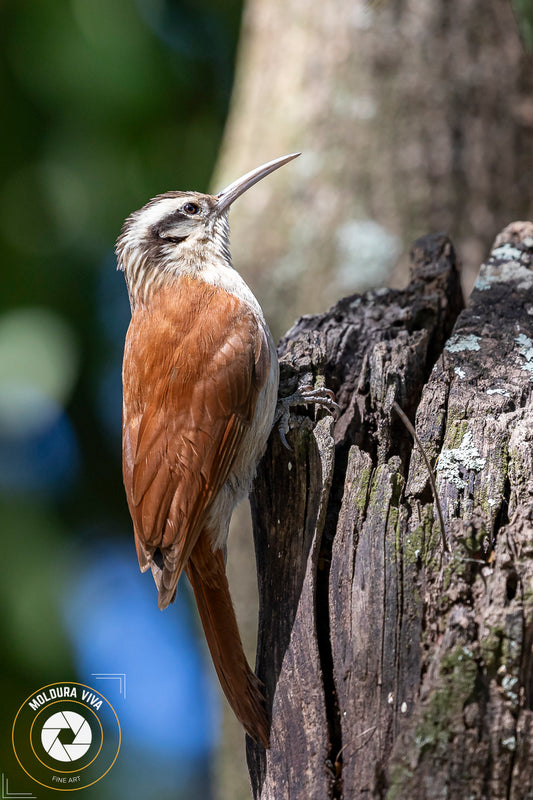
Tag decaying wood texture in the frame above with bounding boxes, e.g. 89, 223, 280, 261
248, 223, 533, 799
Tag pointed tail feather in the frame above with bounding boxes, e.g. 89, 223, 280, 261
185, 533, 270, 748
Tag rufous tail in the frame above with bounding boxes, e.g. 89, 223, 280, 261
185, 532, 270, 748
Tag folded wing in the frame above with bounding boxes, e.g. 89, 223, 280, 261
122, 279, 270, 608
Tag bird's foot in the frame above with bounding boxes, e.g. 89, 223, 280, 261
274, 384, 339, 449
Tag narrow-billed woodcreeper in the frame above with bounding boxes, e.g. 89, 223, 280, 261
116, 154, 300, 747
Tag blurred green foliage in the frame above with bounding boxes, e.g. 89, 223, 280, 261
0, 1, 243, 797
513, 0, 533, 50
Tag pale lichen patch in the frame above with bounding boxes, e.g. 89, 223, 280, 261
501, 674, 519, 706
454, 366, 466, 379
437, 430, 486, 490
474, 276, 492, 291
502, 736, 517, 752
515, 334, 533, 378
445, 334, 481, 353
474, 242, 533, 292
486, 388, 510, 397
490, 244, 524, 262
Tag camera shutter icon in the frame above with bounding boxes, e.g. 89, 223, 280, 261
41, 711, 92, 762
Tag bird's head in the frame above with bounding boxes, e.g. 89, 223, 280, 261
116, 153, 299, 306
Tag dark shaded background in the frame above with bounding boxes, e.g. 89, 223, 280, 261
0, 1, 243, 797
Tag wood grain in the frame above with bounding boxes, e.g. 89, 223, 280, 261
248, 225, 533, 798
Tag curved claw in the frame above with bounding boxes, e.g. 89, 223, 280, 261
274, 382, 339, 447
295, 385, 340, 416
279, 427, 292, 451
273, 400, 292, 450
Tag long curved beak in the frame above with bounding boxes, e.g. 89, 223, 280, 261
215, 153, 300, 214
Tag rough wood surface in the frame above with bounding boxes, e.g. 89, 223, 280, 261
387, 221, 533, 799
247, 224, 533, 799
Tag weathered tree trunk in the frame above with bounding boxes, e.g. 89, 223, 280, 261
248, 222, 533, 799
214, 5, 533, 795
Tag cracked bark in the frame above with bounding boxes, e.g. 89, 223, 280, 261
247, 223, 533, 799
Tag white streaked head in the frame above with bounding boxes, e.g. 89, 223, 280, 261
115, 154, 300, 306
116, 190, 223, 259
116, 190, 231, 300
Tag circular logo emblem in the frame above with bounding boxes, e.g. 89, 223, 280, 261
12, 682, 121, 791
41, 711, 92, 762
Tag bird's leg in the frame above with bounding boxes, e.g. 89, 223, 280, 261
274, 381, 339, 449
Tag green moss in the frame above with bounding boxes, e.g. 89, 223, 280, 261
403, 523, 424, 565
386, 762, 415, 800
353, 465, 372, 512
390, 468, 404, 506
479, 628, 503, 671
367, 462, 402, 511
385, 466, 404, 545
386, 643, 479, 799
367, 466, 383, 508
401, 502, 444, 570
523, 586, 533, 604
386, 643, 480, 799
477, 441, 509, 519
442, 548, 478, 595
444, 418, 469, 450
413, 645, 479, 757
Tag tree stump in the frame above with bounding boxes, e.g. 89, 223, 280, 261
247, 222, 533, 799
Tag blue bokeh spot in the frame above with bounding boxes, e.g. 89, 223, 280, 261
62, 540, 220, 761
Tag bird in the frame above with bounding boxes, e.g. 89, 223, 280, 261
116, 154, 302, 748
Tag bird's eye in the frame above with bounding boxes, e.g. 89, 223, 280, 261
183, 202, 200, 215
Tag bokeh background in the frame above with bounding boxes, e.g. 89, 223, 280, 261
2, 1, 533, 799
0, 2, 242, 798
